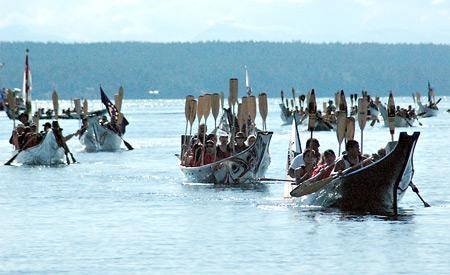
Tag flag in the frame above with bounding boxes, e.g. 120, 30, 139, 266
22, 49, 32, 115
100, 87, 129, 134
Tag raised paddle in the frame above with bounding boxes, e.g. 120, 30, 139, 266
197, 95, 204, 132
280, 90, 285, 106
345, 117, 355, 142
219, 92, 224, 114
241, 96, 249, 134
211, 93, 220, 130
350, 94, 354, 107
116, 86, 124, 112
388, 92, 396, 142
188, 99, 197, 139
74, 98, 82, 127
237, 103, 244, 133
357, 96, 369, 154
82, 99, 88, 117
291, 88, 297, 108
412, 93, 416, 105
336, 111, 347, 155
307, 89, 317, 143
52, 90, 59, 120
201, 94, 212, 165
248, 95, 257, 134
184, 95, 194, 143
415, 91, 421, 103
258, 93, 268, 131
7, 90, 16, 128
339, 90, 348, 115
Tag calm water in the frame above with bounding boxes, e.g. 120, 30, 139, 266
1, 97, 449, 274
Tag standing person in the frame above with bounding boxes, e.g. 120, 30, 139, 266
288, 138, 321, 178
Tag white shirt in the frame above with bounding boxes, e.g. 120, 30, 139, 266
289, 153, 305, 170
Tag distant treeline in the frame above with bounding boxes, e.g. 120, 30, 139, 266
0, 41, 449, 99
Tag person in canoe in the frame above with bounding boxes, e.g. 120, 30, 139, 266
292, 148, 318, 184
332, 140, 371, 175
288, 138, 321, 178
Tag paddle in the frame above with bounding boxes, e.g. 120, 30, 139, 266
115, 113, 134, 150
115, 86, 124, 112
211, 93, 220, 130
184, 95, 194, 144
258, 178, 294, 183
74, 98, 82, 128
280, 90, 285, 106
409, 182, 430, 207
197, 95, 204, 135
412, 93, 416, 105
258, 93, 268, 131
335, 111, 346, 156
237, 103, 244, 133
7, 90, 16, 128
291, 88, 297, 108
188, 99, 197, 140
52, 90, 59, 120
345, 117, 355, 142
4, 137, 39, 165
248, 95, 257, 134
358, 96, 368, 154
201, 94, 212, 165
415, 91, 421, 103
307, 89, 317, 144
242, 96, 249, 134
83, 99, 88, 117
350, 94, 354, 107
388, 92, 396, 142
219, 92, 224, 114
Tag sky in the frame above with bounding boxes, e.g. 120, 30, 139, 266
1, 0, 450, 43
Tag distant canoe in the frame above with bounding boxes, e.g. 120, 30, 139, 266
79, 116, 122, 152
179, 131, 272, 184
4, 107, 107, 120
10, 130, 66, 165
417, 101, 439, 118
291, 132, 420, 214
279, 104, 334, 131
378, 104, 415, 127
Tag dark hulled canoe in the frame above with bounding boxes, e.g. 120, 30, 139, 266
180, 131, 272, 184
294, 131, 420, 214
279, 104, 334, 131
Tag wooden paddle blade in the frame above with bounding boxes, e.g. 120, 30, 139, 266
248, 95, 257, 123
7, 90, 16, 111
219, 92, 224, 111
280, 90, 284, 104
52, 90, 59, 118
117, 86, 124, 112
258, 93, 268, 129
339, 90, 347, 115
211, 93, 220, 121
4, 150, 22, 165
415, 91, 421, 103
203, 93, 211, 120
345, 117, 355, 141
74, 98, 82, 116
123, 138, 134, 150
188, 99, 197, 127
308, 89, 317, 131
357, 96, 368, 131
184, 95, 195, 121
291, 88, 296, 107
290, 176, 335, 197
336, 111, 347, 145
229, 78, 238, 107
237, 103, 244, 131
82, 99, 88, 116
388, 91, 396, 139
197, 95, 204, 123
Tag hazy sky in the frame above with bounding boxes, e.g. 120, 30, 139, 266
1, 0, 449, 43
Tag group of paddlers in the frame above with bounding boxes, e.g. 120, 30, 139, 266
288, 137, 386, 185
8, 113, 78, 151
180, 123, 257, 167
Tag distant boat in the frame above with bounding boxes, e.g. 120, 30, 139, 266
148, 90, 159, 95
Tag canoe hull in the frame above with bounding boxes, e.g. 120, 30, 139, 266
379, 104, 415, 127
13, 130, 66, 165
80, 116, 122, 152
180, 131, 272, 184
297, 132, 420, 214
417, 101, 439, 118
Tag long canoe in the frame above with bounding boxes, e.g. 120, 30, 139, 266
279, 104, 334, 131
291, 132, 420, 214
10, 130, 66, 165
378, 103, 415, 127
417, 101, 439, 118
179, 131, 272, 184
79, 116, 122, 152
